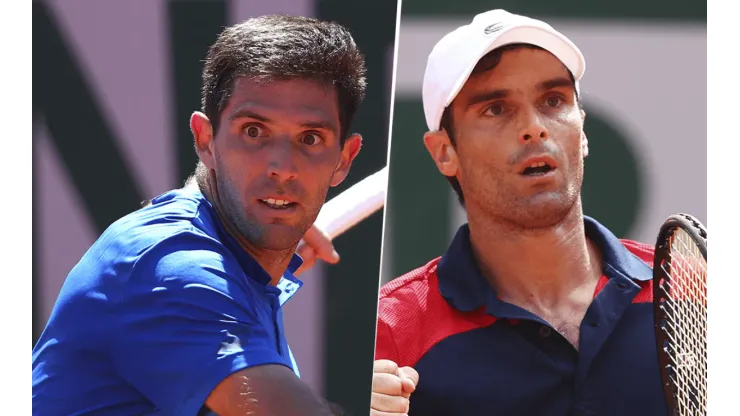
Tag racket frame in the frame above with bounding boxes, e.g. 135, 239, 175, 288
652, 213, 708, 415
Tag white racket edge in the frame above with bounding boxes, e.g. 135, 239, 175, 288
313, 166, 388, 239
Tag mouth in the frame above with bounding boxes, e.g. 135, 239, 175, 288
521, 162, 554, 176
519, 157, 558, 177
258, 198, 297, 210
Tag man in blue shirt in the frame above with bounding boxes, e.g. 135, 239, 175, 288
33, 15, 366, 415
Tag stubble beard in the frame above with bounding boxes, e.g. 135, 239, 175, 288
466, 158, 584, 232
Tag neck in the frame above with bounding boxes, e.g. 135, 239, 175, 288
197, 172, 295, 286
466, 200, 602, 311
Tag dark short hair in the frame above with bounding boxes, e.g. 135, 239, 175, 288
201, 15, 367, 142
440, 43, 582, 206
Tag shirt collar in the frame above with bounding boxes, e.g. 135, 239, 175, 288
437, 216, 652, 313
277, 257, 304, 306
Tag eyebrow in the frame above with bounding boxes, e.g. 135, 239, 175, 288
536, 77, 575, 93
466, 89, 510, 107
228, 107, 338, 132
299, 120, 338, 132
228, 108, 270, 123
465, 77, 576, 107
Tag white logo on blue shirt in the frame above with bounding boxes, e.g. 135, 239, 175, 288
218, 332, 243, 356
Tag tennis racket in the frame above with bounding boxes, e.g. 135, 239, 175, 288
313, 166, 388, 239
652, 213, 708, 416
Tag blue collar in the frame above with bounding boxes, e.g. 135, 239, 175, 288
437, 216, 652, 314
276, 270, 303, 306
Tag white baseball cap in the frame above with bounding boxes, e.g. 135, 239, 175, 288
422, 9, 586, 132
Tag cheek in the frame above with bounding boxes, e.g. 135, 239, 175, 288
564, 130, 586, 163
218, 151, 252, 178
305, 150, 337, 170
455, 137, 510, 189
459, 113, 523, 158
214, 148, 262, 193
303, 156, 339, 195
456, 122, 513, 168
304, 145, 342, 171
547, 116, 584, 160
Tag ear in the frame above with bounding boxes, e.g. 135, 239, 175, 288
191, 112, 216, 169
579, 109, 589, 158
330, 134, 363, 187
423, 129, 459, 178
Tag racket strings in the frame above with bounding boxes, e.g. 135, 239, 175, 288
660, 229, 707, 415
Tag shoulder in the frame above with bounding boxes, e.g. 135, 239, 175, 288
378, 257, 442, 315
376, 259, 442, 363
83, 189, 239, 290
130, 228, 246, 296
107, 219, 257, 331
376, 257, 495, 367
119, 188, 217, 239
375, 259, 440, 365
109, 189, 223, 260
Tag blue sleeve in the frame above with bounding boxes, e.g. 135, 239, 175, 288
110, 231, 291, 415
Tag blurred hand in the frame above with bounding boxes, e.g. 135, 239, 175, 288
294, 224, 340, 276
371, 359, 419, 416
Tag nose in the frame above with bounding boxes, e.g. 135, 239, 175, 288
266, 139, 298, 181
518, 110, 549, 143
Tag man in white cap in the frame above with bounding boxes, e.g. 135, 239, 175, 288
371, 9, 667, 415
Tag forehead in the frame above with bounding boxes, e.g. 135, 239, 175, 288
459, 48, 573, 97
222, 77, 340, 128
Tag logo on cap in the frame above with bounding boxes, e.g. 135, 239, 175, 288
484, 23, 504, 35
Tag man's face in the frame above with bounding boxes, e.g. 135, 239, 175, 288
203, 77, 360, 250
441, 48, 586, 228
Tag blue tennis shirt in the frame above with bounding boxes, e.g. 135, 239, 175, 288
32, 188, 304, 415
376, 217, 668, 416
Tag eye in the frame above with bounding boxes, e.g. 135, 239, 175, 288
244, 125, 265, 138
301, 133, 324, 146
545, 96, 563, 108
484, 102, 507, 116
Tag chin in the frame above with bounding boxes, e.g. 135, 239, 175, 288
258, 239, 301, 252
236, 222, 305, 251
511, 209, 570, 229
509, 194, 578, 229
263, 227, 306, 251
